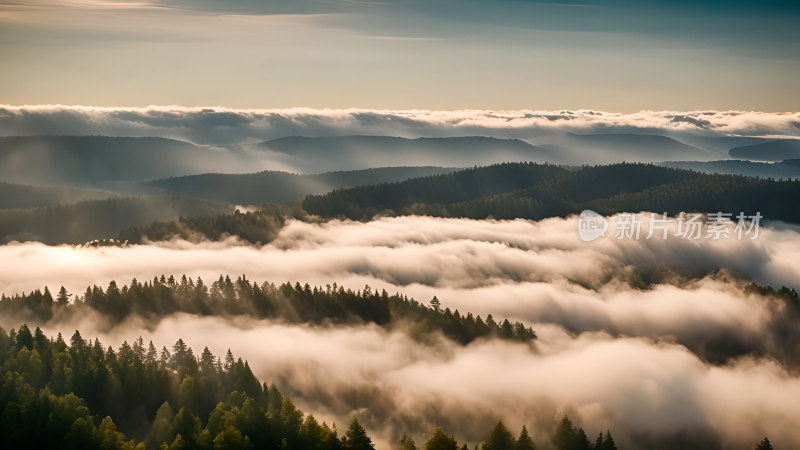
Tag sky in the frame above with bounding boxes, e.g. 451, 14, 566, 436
0, 0, 798, 111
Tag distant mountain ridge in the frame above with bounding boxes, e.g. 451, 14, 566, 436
301, 162, 800, 223
0, 135, 256, 186
147, 166, 456, 205
662, 159, 800, 179
728, 139, 800, 161
258, 135, 548, 172
532, 133, 716, 164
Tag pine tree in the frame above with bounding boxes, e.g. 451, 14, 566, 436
485, 421, 515, 450
57, 286, 70, 306
424, 427, 458, 450
599, 431, 616, 450
515, 425, 536, 450
342, 418, 374, 450
400, 432, 418, 450
754, 437, 774, 450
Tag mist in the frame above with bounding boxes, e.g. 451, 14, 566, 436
2, 215, 799, 448
10, 313, 799, 450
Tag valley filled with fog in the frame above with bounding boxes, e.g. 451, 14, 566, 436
2, 215, 800, 449
0, 107, 798, 450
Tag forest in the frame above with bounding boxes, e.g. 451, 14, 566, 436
301, 163, 800, 222
0, 276, 536, 345
0, 324, 618, 449
118, 163, 800, 247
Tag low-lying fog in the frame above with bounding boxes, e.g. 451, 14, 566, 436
2, 215, 799, 449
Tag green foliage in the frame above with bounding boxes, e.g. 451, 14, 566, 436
119, 207, 295, 245
593, 431, 617, 450
0, 329, 619, 450
515, 425, 536, 450
0, 325, 335, 450
400, 432, 418, 450
424, 427, 458, 450
552, 416, 590, 450
0, 276, 536, 345
342, 418, 374, 450
302, 163, 568, 219
484, 421, 516, 450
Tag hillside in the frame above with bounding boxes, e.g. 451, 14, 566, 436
0, 136, 254, 186
258, 135, 548, 172
301, 163, 569, 218
532, 133, 716, 164
0, 182, 117, 209
661, 159, 800, 179
728, 139, 800, 161
147, 166, 454, 205
302, 162, 800, 223
0, 195, 233, 244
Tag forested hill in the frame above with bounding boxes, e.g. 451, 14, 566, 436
302, 163, 800, 223
0, 325, 613, 449
0, 195, 234, 245
258, 135, 548, 172
0, 276, 535, 345
0, 136, 245, 186
301, 163, 569, 218
146, 166, 454, 205
0, 182, 117, 209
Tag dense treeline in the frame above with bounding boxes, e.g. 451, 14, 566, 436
63, 163, 800, 246
147, 167, 454, 205
0, 324, 614, 450
0, 276, 535, 345
1, 326, 777, 449
118, 208, 295, 245
301, 163, 800, 223
0, 324, 376, 449
301, 163, 569, 219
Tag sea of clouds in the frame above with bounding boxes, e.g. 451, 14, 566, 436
1, 215, 799, 449
1, 105, 798, 145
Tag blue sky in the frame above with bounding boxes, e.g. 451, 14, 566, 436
0, 0, 797, 111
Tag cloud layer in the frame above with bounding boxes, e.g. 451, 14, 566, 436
2, 215, 800, 448
1, 105, 798, 145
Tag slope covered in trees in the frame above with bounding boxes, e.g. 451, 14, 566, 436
0, 323, 375, 449
0, 322, 623, 449
259, 136, 548, 172
302, 163, 800, 223
0, 182, 117, 209
728, 139, 800, 161
301, 163, 569, 219
0, 276, 536, 345
118, 208, 294, 245
0, 196, 233, 245
661, 160, 800, 180
0, 324, 777, 449
147, 167, 455, 205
